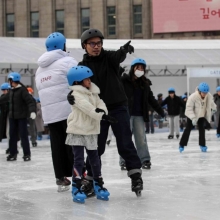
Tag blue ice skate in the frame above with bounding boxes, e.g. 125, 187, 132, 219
72, 181, 87, 204
200, 146, 208, 152
93, 178, 110, 201
179, 145, 184, 153
216, 134, 220, 138
37, 136, 42, 140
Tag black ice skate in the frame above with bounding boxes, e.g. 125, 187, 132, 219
6, 154, 17, 161
142, 161, 151, 169
23, 155, 31, 161
81, 178, 95, 197
176, 135, 179, 139
168, 135, 174, 139
130, 173, 143, 197
56, 177, 71, 192
106, 140, 111, 146
32, 142, 37, 147
120, 162, 127, 171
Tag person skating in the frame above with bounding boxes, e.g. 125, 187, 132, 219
35, 32, 77, 192
68, 29, 143, 197
213, 86, 220, 138
7, 72, 36, 161
66, 66, 117, 203
161, 88, 185, 139
119, 58, 164, 170
179, 82, 216, 153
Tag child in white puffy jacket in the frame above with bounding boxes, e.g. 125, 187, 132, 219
66, 65, 117, 204
179, 82, 216, 153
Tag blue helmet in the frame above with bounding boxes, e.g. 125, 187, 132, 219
8, 72, 21, 82
67, 66, 93, 86
131, 58, 147, 67
1, 82, 11, 90
45, 32, 66, 51
198, 82, 209, 93
216, 86, 220, 92
168, 87, 175, 93
181, 95, 187, 99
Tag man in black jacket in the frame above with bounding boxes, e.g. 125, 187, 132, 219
162, 87, 185, 139
68, 29, 143, 197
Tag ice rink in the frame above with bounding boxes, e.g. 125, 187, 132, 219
0, 128, 220, 220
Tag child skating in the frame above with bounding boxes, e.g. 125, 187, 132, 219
66, 66, 117, 203
179, 82, 216, 153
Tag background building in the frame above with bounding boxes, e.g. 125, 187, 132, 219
0, 0, 219, 39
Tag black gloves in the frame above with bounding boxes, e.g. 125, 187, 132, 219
95, 108, 106, 114
102, 114, 118, 123
67, 91, 75, 105
121, 40, 134, 54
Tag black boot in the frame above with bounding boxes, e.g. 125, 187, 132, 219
176, 135, 179, 139
7, 154, 17, 161
23, 155, 31, 161
130, 173, 143, 197
142, 161, 151, 169
168, 135, 174, 139
120, 161, 126, 170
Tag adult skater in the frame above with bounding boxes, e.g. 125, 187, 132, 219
119, 58, 164, 170
161, 88, 184, 139
179, 82, 216, 153
35, 32, 77, 192
66, 66, 117, 203
213, 86, 220, 137
68, 28, 143, 197
7, 72, 36, 161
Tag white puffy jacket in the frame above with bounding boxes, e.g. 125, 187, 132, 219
35, 49, 77, 124
185, 88, 216, 123
66, 83, 108, 135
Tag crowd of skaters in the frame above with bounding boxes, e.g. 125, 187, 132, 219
0, 29, 220, 204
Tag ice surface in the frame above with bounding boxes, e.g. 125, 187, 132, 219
0, 128, 220, 220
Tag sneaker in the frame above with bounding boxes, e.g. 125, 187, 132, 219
142, 161, 151, 169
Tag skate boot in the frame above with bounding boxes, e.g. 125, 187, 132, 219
56, 177, 71, 192
6, 154, 17, 161
32, 142, 37, 147
216, 134, 220, 138
81, 177, 95, 197
168, 135, 174, 139
5, 148, 10, 154
72, 179, 87, 204
130, 173, 143, 197
176, 135, 180, 139
200, 146, 208, 152
37, 136, 42, 140
106, 140, 111, 146
142, 161, 151, 169
179, 145, 184, 153
120, 161, 127, 171
93, 178, 110, 201
23, 155, 31, 161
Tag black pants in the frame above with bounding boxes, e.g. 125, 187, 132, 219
217, 115, 220, 134
86, 106, 142, 177
72, 146, 101, 181
179, 117, 206, 147
146, 114, 154, 133
9, 118, 30, 156
48, 120, 73, 179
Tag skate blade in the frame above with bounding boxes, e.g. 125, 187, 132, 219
73, 198, 85, 204
97, 195, 109, 201
135, 190, 142, 197
57, 185, 70, 192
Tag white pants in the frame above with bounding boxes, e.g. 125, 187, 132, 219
169, 115, 180, 135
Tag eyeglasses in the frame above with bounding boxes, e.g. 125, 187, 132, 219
86, 41, 102, 48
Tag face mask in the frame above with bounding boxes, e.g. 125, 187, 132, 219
134, 70, 144, 78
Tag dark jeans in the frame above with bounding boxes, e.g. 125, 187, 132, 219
28, 118, 37, 144
48, 120, 73, 179
9, 118, 30, 156
180, 117, 206, 146
217, 116, 220, 134
72, 146, 101, 181
146, 114, 154, 133
86, 106, 142, 177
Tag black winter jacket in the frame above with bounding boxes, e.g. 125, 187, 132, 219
79, 48, 128, 109
161, 95, 184, 116
0, 93, 9, 141
121, 74, 164, 122
9, 86, 36, 119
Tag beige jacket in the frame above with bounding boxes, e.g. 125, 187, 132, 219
185, 88, 216, 123
66, 82, 108, 135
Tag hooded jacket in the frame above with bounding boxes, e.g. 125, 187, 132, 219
185, 88, 216, 123
121, 74, 164, 122
79, 48, 128, 110
35, 49, 78, 124
66, 82, 107, 135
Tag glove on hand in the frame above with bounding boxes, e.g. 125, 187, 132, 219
102, 114, 118, 123
95, 108, 106, 114
192, 118, 198, 126
67, 91, 75, 105
30, 112, 36, 120
121, 40, 134, 54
